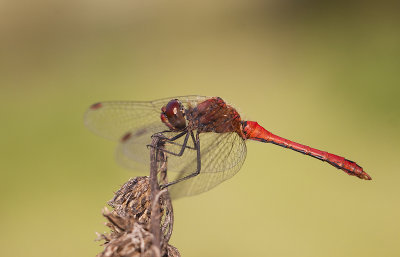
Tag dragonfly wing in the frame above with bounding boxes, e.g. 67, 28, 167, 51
84, 101, 162, 141
84, 95, 208, 141
165, 132, 247, 199
116, 129, 247, 198
115, 122, 170, 171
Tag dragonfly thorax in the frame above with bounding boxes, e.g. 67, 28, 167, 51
185, 97, 245, 138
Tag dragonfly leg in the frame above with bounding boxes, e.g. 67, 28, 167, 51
161, 131, 201, 188
163, 140, 196, 150
157, 130, 196, 150
151, 130, 186, 141
148, 131, 192, 157
160, 129, 198, 150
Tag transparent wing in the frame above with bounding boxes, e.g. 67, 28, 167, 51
165, 131, 247, 199
115, 122, 168, 171
84, 95, 208, 141
117, 129, 247, 198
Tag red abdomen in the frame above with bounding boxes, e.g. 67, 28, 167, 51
242, 121, 371, 180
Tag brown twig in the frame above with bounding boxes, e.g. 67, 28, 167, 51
149, 134, 163, 252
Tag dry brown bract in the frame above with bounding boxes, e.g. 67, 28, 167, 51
96, 177, 179, 257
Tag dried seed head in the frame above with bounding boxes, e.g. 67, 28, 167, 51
96, 177, 178, 257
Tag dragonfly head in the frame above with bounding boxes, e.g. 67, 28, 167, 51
161, 99, 187, 131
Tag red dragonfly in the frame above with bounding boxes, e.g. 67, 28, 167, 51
85, 96, 371, 198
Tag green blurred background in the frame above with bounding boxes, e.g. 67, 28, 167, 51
1, 1, 399, 256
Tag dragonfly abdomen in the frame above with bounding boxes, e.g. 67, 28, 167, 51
242, 121, 371, 180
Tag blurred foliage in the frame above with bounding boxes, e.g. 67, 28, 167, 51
0, 1, 399, 257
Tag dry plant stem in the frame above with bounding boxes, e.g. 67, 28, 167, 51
149, 134, 163, 253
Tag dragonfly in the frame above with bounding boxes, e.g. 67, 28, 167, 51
84, 95, 371, 198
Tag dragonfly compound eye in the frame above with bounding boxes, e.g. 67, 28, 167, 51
164, 99, 186, 130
